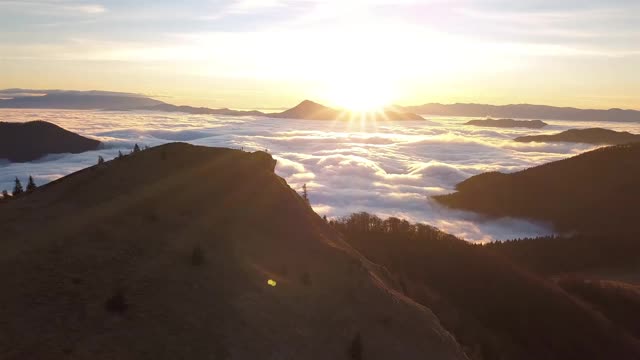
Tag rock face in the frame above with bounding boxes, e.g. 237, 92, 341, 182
514, 128, 640, 145
433, 143, 640, 234
0, 143, 467, 360
270, 100, 425, 121
0, 121, 101, 162
464, 118, 547, 129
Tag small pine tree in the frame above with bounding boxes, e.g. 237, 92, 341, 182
26, 176, 37, 193
191, 245, 205, 266
105, 289, 128, 314
302, 183, 309, 204
133, 144, 141, 153
117, 150, 124, 159
348, 333, 363, 360
12, 177, 23, 196
98, 155, 105, 165
300, 271, 312, 286
1, 190, 9, 199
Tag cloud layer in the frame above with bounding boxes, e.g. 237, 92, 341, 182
2, 109, 638, 242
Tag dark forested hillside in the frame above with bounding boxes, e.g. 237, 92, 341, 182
331, 213, 640, 360
514, 128, 640, 145
434, 143, 640, 235
0, 121, 101, 162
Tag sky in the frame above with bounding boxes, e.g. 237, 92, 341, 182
1, 0, 639, 109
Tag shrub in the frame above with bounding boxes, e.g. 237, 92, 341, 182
300, 272, 312, 286
191, 245, 206, 266
348, 333, 363, 360
105, 290, 128, 314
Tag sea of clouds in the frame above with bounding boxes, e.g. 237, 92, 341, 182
2, 109, 638, 242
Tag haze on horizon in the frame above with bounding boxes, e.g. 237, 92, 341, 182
1, 0, 639, 110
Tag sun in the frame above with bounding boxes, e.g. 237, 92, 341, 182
319, 65, 397, 112
328, 81, 394, 112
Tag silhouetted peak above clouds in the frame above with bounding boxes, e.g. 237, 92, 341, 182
514, 128, 640, 145
0, 121, 100, 162
271, 100, 426, 121
465, 118, 548, 129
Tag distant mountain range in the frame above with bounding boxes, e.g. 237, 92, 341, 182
0, 89, 425, 121
0, 89, 163, 110
0, 121, 101, 162
3, 89, 638, 122
514, 128, 640, 145
140, 103, 265, 117
405, 103, 640, 122
464, 118, 548, 129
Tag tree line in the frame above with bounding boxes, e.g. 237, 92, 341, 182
1, 176, 37, 200
330, 212, 640, 360
1, 143, 147, 202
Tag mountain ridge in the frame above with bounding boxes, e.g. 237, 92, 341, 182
433, 143, 640, 234
464, 118, 548, 129
404, 102, 640, 122
9, 89, 640, 122
514, 128, 640, 145
0, 143, 467, 359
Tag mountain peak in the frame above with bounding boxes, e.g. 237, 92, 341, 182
0, 143, 467, 359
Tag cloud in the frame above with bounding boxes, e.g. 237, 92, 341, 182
3, 108, 637, 242
0, 0, 107, 15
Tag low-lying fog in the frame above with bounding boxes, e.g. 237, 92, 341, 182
3, 109, 637, 242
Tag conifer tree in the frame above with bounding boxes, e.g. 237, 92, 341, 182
117, 150, 124, 159
26, 176, 37, 193
302, 183, 309, 204
1, 189, 9, 200
12, 177, 23, 196
133, 144, 141, 153
348, 333, 363, 360
98, 155, 105, 165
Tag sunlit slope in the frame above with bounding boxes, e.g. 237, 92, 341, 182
0, 143, 466, 360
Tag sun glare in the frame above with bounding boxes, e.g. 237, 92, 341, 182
323, 74, 396, 112
328, 83, 393, 112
